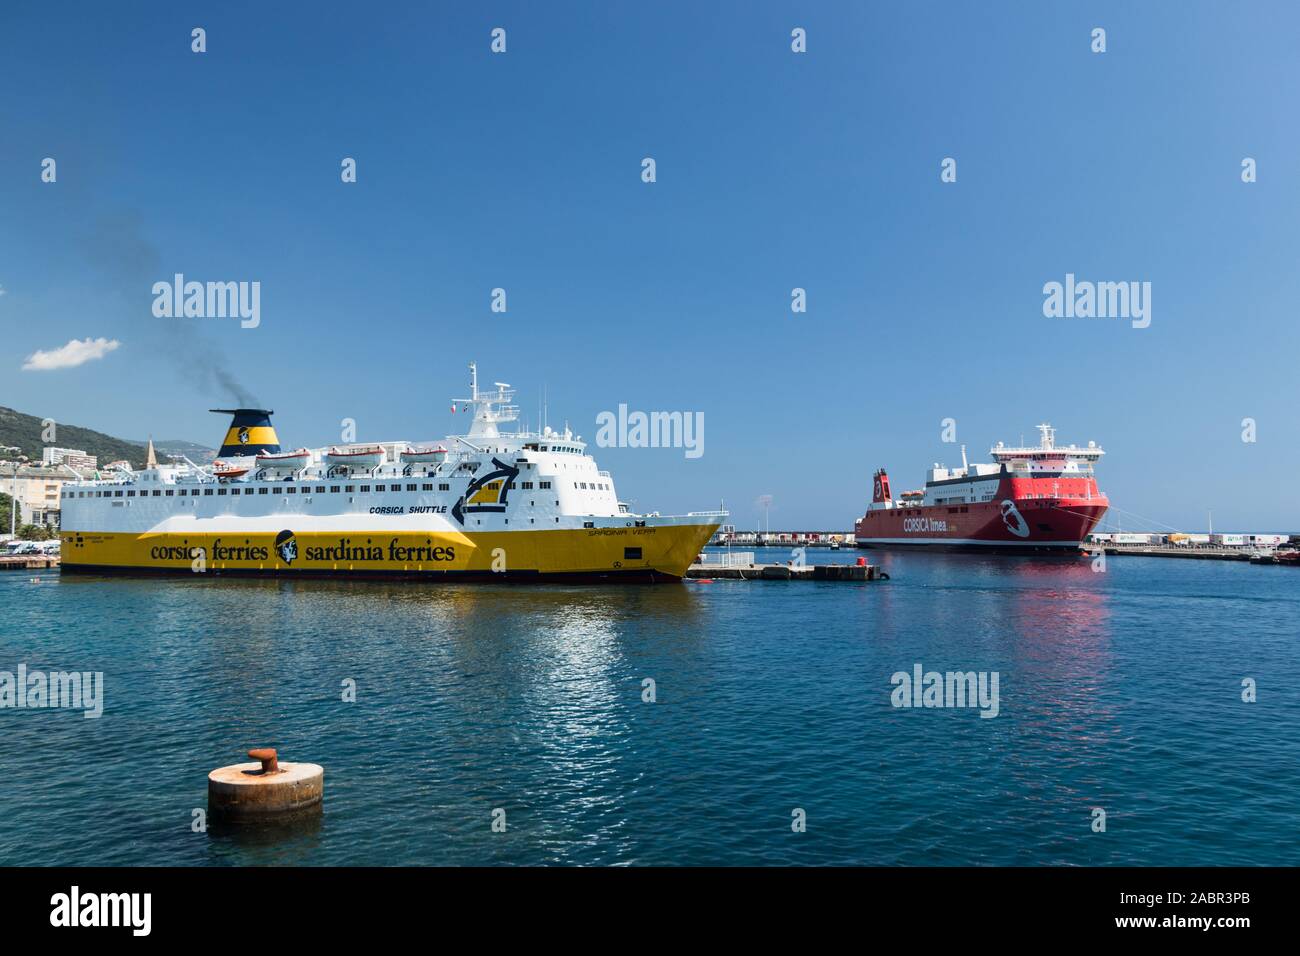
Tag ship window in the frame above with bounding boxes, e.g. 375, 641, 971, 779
178, 489, 187, 496
360, 485, 370, 492
204, 488, 213, 496
522, 482, 533, 489
540, 481, 551, 489
330, 486, 340, 493
635, 521, 646, 528
127, 490, 135, 497
422, 483, 433, 491
286, 486, 296, 494
153, 490, 161, 497
218, 488, 227, 495
258, 487, 268, 495
272, 487, 282, 494
165, 490, 174, 497
624, 547, 642, 560
316, 486, 326, 494
407, 484, 417, 491
438, 483, 450, 491
584, 521, 594, 528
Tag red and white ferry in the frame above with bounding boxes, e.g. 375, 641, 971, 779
854, 424, 1108, 553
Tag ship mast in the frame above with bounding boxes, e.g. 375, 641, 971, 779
453, 361, 519, 440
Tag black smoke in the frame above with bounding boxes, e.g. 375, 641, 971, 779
81, 211, 261, 407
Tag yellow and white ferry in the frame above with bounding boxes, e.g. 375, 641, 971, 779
60, 364, 724, 582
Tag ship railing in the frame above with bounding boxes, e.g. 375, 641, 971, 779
687, 510, 730, 517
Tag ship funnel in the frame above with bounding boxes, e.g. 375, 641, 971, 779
211, 408, 280, 457
872, 468, 892, 503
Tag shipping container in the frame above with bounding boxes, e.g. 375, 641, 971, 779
1112, 533, 1157, 544
1247, 534, 1286, 546
1210, 534, 1247, 546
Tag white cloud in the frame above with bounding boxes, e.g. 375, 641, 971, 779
0, 284, 7, 295
22, 337, 121, 371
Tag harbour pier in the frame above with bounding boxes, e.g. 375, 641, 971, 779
0, 554, 60, 571
687, 552, 887, 581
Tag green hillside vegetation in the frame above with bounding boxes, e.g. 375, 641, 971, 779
0, 405, 149, 468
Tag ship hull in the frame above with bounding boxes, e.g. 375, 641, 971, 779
60, 522, 720, 583
855, 498, 1106, 554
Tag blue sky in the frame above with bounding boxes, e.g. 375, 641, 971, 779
2, 1, 1298, 531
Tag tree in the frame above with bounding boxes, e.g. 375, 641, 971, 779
17, 524, 53, 541
0, 492, 14, 534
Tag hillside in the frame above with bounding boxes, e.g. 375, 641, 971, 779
131, 439, 218, 464
0, 406, 212, 468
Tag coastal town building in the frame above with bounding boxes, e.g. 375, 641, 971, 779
41, 447, 98, 470
1, 462, 88, 529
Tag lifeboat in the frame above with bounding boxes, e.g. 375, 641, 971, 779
325, 446, 385, 468
212, 461, 250, 479
255, 448, 311, 470
400, 446, 449, 464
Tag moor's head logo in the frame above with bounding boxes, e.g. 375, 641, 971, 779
999, 500, 1030, 538
274, 529, 298, 564
238, 426, 250, 444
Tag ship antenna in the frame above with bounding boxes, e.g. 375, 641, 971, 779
469, 361, 478, 401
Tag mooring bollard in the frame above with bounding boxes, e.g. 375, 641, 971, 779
208, 747, 324, 821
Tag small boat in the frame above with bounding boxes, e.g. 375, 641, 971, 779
325, 446, 385, 468
255, 448, 311, 469
212, 461, 250, 479
400, 446, 449, 464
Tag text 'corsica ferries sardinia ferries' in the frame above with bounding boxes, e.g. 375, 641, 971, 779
60, 365, 726, 582
854, 424, 1108, 553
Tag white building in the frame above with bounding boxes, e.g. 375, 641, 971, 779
42, 447, 98, 470
1, 462, 87, 529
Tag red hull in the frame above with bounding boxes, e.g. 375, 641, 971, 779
855, 472, 1107, 552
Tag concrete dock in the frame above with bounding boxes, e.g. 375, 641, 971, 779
1098, 544, 1253, 561
686, 562, 887, 581
0, 555, 60, 571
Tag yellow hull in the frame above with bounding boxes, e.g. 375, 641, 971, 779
60, 522, 719, 583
